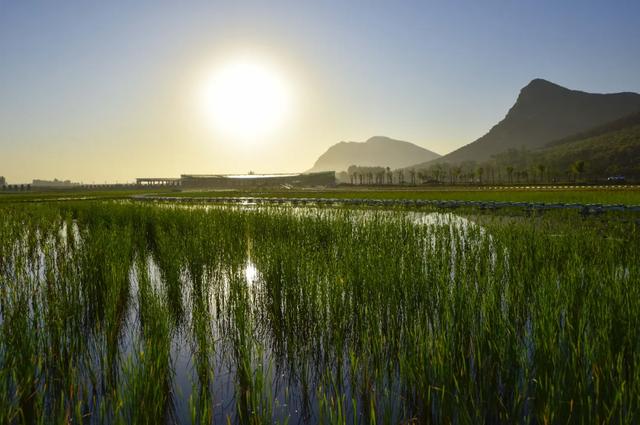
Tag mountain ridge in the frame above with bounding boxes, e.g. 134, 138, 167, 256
407, 78, 640, 169
308, 136, 440, 173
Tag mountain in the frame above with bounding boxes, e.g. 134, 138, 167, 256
308, 136, 440, 172
410, 79, 640, 168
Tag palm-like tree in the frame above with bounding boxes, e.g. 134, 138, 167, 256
430, 164, 444, 183
347, 165, 357, 184
536, 164, 545, 184
571, 160, 585, 182
506, 166, 514, 185
452, 167, 461, 185
476, 167, 484, 185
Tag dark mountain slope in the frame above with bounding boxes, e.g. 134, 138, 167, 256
535, 116, 640, 178
545, 110, 640, 148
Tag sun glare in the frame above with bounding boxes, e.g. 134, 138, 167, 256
200, 58, 293, 141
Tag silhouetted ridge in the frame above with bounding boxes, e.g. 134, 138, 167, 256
308, 136, 440, 172
522, 78, 568, 92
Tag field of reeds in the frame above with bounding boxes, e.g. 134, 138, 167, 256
0, 201, 639, 424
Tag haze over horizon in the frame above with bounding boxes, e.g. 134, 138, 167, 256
1, 0, 640, 183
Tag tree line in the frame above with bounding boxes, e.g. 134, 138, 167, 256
337, 150, 609, 186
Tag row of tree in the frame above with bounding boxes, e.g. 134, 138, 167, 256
338, 156, 591, 185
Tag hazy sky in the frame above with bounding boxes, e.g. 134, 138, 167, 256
1, 0, 640, 183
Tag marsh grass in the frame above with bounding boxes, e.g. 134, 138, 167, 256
0, 202, 638, 424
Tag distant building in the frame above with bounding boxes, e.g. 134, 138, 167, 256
136, 177, 181, 186
134, 172, 336, 189
180, 172, 336, 189
32, 178, 81, 188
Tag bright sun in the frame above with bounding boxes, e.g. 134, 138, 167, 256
200, 58, 292, 141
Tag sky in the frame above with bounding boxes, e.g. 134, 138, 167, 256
1, 0, 640, 183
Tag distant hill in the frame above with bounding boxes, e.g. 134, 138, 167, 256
308, 136, 440, 172
409, 79, 640, 169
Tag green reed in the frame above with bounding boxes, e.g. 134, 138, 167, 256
0, 201, 638, 424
